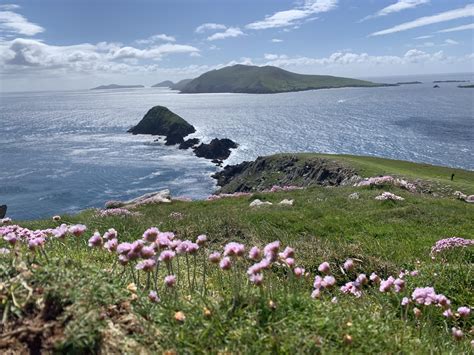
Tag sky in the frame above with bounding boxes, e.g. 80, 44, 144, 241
0, 0, 473, 92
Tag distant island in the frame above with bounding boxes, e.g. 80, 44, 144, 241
433, 80, 470, 83
91, 84, 144, 90
458, 84, 474, 88
396, 81, 422, 85
151, 80, 174, 88
179, 64, 388, 94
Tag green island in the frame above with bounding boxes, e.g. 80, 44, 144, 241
179, 64, 388, 94
458, 84, 474, 88
1, 154, 473, 353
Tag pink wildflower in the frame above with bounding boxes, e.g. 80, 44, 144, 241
103, 228, 118, 240
104, 238, 118, 252
248, 246, 261, 260
343, 259, 354, 271
412, 287, 438, 305
118, 254, 129, 265
249, 273, 263, 286
143, 227, 159, 242
0, 247, 10, 255
458, 306, 471, 318
313, 276, 323, 289
340, 281, 362, 297
263, 241, 280, 261
443, 309, 453, 318
136, 259, 155, 272
451, 327, 463, 341
379, 276, 395, 292
196, 234, 207, 246
318, 262, 330, 274
159, 250, 176, 262
410, 270, 419, 277
209, 252, 221, 263
285, 257, 295, 267
224, 242, 245, 257
356, 274, 368, 285
3, 233, 17, 245
219, 256, 232, 270
311, 289, 321, 299
394, 278, 405, 293
322, 275, 336, 288
117, 242, 132, 255
164, 275, 176, 287
140, 246, 156, 258
401, 297, 410, 306
88, 232, 103, 247
69, 224, 87, 237
148, 290, 160, 303
294, 267, 304, 278
370, 272, 380, 284
279, 246, 295, 259
131, 240, 144, 253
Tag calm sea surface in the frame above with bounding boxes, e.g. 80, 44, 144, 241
1, 73, 473, 219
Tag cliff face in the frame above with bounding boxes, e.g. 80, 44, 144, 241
213, 154, 359, 193
128, 106, 196, 145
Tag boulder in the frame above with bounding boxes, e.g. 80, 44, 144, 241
179, 138, 200, 150
0, 205, 6, 219
105, 190, 171, 209
249, 199, 273, 207
466, 195, 474, 203
348, 192, 360, 200
278, 199, 294, 206
128, 106, 195, 145
193, 138, 238, 163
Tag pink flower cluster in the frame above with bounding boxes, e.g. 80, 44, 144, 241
1, 223, 87, 251
375, 192, 405, 201
431, 237, 474, 255
97, 208, 140, 217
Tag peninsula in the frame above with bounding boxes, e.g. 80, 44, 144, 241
179, 64, 385, 94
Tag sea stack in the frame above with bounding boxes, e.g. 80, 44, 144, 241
128, 106, 196, 145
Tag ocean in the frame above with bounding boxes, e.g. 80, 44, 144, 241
1, 73, 473, 219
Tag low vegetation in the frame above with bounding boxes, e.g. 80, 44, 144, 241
1, 155, 473, 353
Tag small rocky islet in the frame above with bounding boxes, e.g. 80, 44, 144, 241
128, 105, 238, 165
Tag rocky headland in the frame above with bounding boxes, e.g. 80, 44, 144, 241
128, 106, 238, 164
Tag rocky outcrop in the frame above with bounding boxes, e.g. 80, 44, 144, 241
128, 106, 196, 145
105, 190, 171, 209
213, 154, 359, 193
0, 205, 6, 219
179, 138, 200, 150
193, 138, 238, 164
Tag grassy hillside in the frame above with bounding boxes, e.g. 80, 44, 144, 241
180, 65, 384, 94
1, 155, 473, 353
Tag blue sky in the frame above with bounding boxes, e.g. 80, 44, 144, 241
0, 0, 473, 91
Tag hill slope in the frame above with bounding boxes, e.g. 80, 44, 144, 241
1, 154, 473, 353
180, 65, 384, 94
152, 80, 174, 88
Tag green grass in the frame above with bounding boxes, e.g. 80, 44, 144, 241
1, 155, 473, 353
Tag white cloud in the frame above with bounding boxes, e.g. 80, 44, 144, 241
0, 4, 20, 10
135, 33, 176, 45
414, 35, 433, 39
0, 38, 200, 73
207, 27, 244, 41
246, 0, 337, 30
0, 10, 44, 35
361, 0, 429, 22
370, 4, 474, 36
444, 39, 459, 45
271, 38, 283, 43
195, 23, 227, 33
438, 23, 474, 33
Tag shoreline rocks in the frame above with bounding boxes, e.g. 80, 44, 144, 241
105, 190, 171, 209
0, 205, 6, 219
193, 138, 238, 165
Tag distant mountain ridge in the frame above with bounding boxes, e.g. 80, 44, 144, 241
91, 84, 144, 90
152, 80, 174, 88
179, 65, 385, 94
